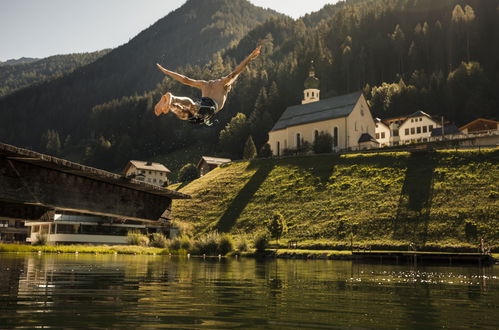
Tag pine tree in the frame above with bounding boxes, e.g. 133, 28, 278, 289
243, 135, 257, 160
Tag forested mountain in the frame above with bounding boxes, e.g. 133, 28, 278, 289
0, 0, 281, 148
0, 0, 498, 178
0, 50, 110, 97
0, 57, 39, 66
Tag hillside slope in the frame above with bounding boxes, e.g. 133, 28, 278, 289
0, 50, 110, 97
172, 149, 499, 251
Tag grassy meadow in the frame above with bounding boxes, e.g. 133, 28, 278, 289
172, 149, 499, 252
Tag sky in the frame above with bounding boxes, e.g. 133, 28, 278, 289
0, 0, 338, 61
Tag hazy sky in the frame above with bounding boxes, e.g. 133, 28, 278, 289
0, 0, 338, 61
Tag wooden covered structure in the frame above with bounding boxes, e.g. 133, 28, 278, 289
0, 142, 190, 223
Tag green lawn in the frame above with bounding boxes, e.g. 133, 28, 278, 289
172, 149, 499, 252
0, 243, 166, 255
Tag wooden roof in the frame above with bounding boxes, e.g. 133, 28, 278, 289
0, 142, 188, 200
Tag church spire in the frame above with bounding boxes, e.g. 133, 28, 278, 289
302, 60, 320, 104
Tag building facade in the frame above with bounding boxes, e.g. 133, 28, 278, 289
25, 212, 169, 245
124, 160, 171, 186
459, 118, 499, 135
375, 118, 391, 147
0, 219, 28, 243
268, 67, 377, 155
398, 111, 441, 144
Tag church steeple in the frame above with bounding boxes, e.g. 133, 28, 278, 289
302, 60, 320, 104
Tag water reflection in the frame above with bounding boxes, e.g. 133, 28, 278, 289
0, 254, 497, 328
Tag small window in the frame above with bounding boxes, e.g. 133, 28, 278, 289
296, 133, 301, 148
376, 133, 380, 139
314, 130, 319, 140
381, 132, 385, 139
429, 125, 434, 131
411, 128, 415, 134
277, 141, 280, 156
423, 126, 427, 133
417, 127, 421, 134
405, 128, 409, 135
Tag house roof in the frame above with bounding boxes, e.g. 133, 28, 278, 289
125, 160, 171, 173
270, 91, 362, 131
358, 133, 379, 144
197, 156, 231, 168
375, 118, 390, 128
431, 125, 461, 137
406, 110, 434, 119
459, 118, 499, 130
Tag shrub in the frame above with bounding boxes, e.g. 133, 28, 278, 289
127, 231, 150, 246
218, 234, 233, 255
267, 211, 287, 242
313, 131, 333, 154
34, 233, 48, 246
259, 143, 272, 158
190, 232, 234, 255
193, 232, 219, 255
178, 163, 199, 182
253, 232, 269, 253
235, 237, 249, 252
167, 237, 181, 250
179, 235, 193, 250
149, 233, 168, 248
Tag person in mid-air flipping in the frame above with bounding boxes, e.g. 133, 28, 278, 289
154, 46, 261, 125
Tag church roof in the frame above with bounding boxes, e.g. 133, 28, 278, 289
271, 91, 362, 131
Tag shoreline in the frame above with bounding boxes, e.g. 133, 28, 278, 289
2, 244, 496, 265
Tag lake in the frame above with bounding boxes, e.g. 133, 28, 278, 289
0, 254, 497, 329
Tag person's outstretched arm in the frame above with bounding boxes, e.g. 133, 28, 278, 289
224, 46, 261, 86
156, 63, 205, 88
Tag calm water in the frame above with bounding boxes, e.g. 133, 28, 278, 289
0, 254, 497, 329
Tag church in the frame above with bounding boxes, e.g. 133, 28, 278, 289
267, 65, 378, 156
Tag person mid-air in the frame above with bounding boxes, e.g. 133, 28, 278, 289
154, 46, 261, 126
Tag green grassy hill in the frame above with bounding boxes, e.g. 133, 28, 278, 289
171, 149, 499, 251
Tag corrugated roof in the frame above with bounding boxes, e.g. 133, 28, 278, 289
200, 156, 231, 165
431, 125, 461, 137
271, 91, 362, 131
128, 160, 171, 173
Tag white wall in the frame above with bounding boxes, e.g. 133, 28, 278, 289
375, 122, 391, 147
346, 95, 376, 150
399, 116, 440, 144
126, 165, 168, 186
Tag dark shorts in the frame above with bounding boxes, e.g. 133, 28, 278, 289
188, 97, 219, 125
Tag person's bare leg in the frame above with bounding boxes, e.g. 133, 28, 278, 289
169, 104, 193, 120
155, 92, 172, 116
155, 93, 198, 118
